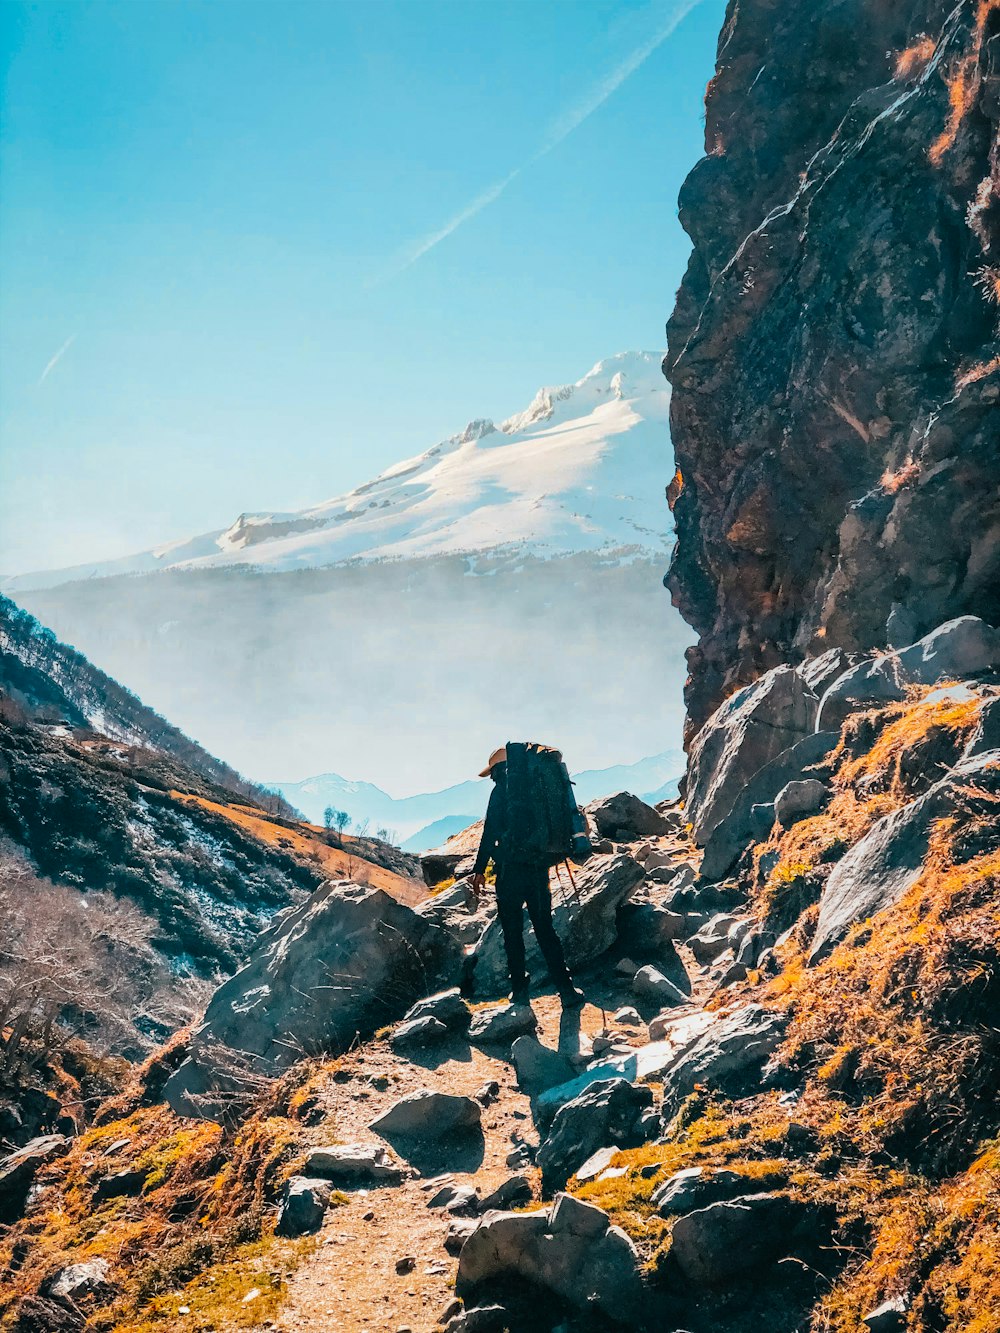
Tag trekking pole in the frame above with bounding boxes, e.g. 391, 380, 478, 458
563, 859, 581, 903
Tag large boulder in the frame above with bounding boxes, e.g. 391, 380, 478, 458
0, 1134, 69, 1223
371, 1090, 481, 1139
774, 778, 829, 829
686, 667, 820, 844
469, 853, 643, 996
669, 1192, 815, 1285
511, 1035, 576, 1095
660, 1004, 787, 1115
304, 1143, 404, 1183
163, 882, 460, 1117
391, 1015, 449, 1051
811, 747, 1000, 961
632, 965, 687, 1007
537, 1077, 654, 1192
896, 616, 1000, 685
456, 1192, 646, 1327
402, 988, 471, 1031
417, 881, 491, 949
652, 1165, 784, 1216
817, 618, 1000, 731
468, 1003, 537, 1046
585, 791, 671, 841
699, 729, 839, 881
616, 901, 686, 957
816, 656, 909, 732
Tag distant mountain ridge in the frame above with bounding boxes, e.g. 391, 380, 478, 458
271, 749, 685, 850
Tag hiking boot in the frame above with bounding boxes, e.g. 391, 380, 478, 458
559, 984, 586, 1009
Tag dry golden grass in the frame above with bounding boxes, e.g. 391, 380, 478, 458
895, 35, 936, 78
170, 791, 424, 904
929, 0, 999, 164
566, 691, 1000, 1328
0, 1065, 328, 1333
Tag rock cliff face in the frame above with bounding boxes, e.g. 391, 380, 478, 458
665, 0, 1000, 737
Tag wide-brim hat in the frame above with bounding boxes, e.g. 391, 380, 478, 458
478, 746, 507, 778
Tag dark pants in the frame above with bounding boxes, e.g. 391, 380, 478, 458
495, 860, 573, 995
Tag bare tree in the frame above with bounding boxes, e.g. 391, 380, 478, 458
0, 853, 210, 1076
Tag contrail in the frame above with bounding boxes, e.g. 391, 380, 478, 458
37, 334, 76, 387
535, 0, 702, 158
374, 0, 703, 283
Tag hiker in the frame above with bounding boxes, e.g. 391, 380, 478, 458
470, 744, 586, 1009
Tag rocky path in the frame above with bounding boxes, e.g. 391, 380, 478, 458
273, 945, 715, 1333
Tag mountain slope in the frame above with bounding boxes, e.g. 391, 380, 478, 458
0, 593, 294, 814
0, 604, 423, 1014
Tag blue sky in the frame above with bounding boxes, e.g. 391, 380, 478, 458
0, 0, 725, 576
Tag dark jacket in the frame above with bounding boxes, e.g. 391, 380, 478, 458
473, 765, 507, 874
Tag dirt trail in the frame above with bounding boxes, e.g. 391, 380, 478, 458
273, 948, 714, 1333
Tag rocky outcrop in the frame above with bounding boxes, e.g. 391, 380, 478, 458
163, 882, 460, 1117
659, 1004, 787, 1115
456, 1193, 646, 1327
668, 1192, 819, 1286
685, 666, 819, 840
811, 743, 1000, 960
665, 0, 1000, 738
537, 1077, 655, 1192
585, 791, 671, 841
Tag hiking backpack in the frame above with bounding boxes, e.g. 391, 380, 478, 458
503, 741, 592, 866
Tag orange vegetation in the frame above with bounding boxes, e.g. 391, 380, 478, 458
880, 458, 921, 493
956, 352, 1000, 390
0, 1063, 336, 1332
571, 691, 999, 1330
170, 792, 425, 905
929, 1, 999, 165
895, 35, 936, 79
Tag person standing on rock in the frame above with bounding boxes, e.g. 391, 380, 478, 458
470, 744, 586, 1009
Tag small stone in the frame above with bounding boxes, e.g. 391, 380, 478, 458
574, 1146, 619, 1182
612, 1006, 642, 1026
391, 1016, 450, 1051
371, 1091, 481, 1139
427, 1183, 480, 1216
863, 1296, 910, 1333
479, 1175, 533, 1211
474, 1080, 501, 1106
632, 965, 686, 1005
395, 1255, 416, 1274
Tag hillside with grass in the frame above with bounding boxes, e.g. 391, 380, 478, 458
0, 602, 423, 1164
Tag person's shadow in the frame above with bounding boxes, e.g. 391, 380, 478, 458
373, 1123, 486, 1177
556, 1004, 583, 1061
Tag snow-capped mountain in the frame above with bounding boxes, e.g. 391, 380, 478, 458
9, 352, 692, 793
7, 352, 670, 592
